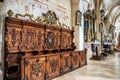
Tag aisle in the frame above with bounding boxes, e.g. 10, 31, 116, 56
53, 52, 120, 80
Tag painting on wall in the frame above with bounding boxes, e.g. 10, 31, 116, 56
76, 10, 82, 26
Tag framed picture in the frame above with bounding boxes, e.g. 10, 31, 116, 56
76, 10, 82, 25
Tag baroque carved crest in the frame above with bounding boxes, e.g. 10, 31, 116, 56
31, 59, 42, 77
44, 32, 55, 49
7, 10, 70, 29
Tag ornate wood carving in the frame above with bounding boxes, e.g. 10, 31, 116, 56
61, 29, 74, 49
41, 11, 59, 26
24, 57, 46, 80
34, 29, 44, 51
50, 59, 58, 72
61, 52, 71, 73
44, 26, 61, 50
31, 59, 42, 77
21, 27, 35, 51
4, 17, 87, 80
72, 51, 80, 69
46, 54, 60, 79
7, 10, 70, 29
5, 18, 22, 52
61, 33, 67, 49
80, 51, 86, 66
44, 31, 55, 49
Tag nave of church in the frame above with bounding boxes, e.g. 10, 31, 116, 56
0, 0, 120, 80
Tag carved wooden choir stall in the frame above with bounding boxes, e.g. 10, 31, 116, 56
4, 10, 87, 80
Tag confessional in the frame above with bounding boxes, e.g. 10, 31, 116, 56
4, 10, 87, 80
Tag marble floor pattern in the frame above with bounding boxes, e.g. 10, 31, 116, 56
53, 52, 120, 80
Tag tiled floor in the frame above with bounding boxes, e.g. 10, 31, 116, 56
53, 52, 120, 80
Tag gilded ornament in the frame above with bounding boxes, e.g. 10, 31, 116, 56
7, 10, 70, 29
7, 10, 14, 17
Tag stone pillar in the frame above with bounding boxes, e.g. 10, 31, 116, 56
0, 2, 6, 75
71, 0, 81, 50
93, 0, 102, 53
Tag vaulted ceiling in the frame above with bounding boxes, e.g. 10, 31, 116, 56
93, 0, 120, 24
102, 0, 120, 24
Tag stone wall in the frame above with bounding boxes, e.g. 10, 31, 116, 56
3, 0, 71, 27
0, 2, 4, 67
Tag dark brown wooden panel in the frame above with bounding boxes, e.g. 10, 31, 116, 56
46, 53, 60, 79
44, 25, 61, 50
80, 50, 87, 66
61, 52, 71, 74
20, 26, 35, 52
72, 51, 80, 69
7, 54, 18, 66
5, 17, 22, 53
33, 27, 44, 51
23, 56, 46, 80
61, 28, 74, 50
22, 20, 45, 52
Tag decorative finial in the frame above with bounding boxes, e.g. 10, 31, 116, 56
7, 10, 14, 17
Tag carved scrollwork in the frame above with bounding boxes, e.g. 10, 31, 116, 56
6, 27, 22, 52
15, 13, 34, 21
31, 59, 42, 77
61, 34, 67, 49
23, 29, 35, 50
64, 56, 69, 68
80, 52, 85, 62
34, 31, 42, 49
10, 29, 18, 46
73, 54, 78, 65
7, 10, 70, 29
38, 31, 42, 45
44, 32, 55, 49
50, 59, 58, 72
41, 11, 59, 26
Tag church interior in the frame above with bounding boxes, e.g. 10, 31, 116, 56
0, 0, 120, 80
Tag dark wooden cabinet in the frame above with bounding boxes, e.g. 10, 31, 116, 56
4, 17, 87, 80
